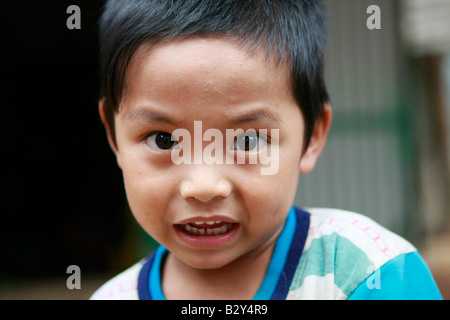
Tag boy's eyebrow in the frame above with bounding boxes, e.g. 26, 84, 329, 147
126, 107, 177, 126
232, 109, 283, 126
126, 106, 282, 126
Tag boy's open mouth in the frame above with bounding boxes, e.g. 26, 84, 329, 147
174, 216, 239, 248
177, 221, 236, 236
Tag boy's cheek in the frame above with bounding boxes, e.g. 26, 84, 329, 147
123, 172, 167, 199
241, 170, 297, 205
123, 182, 169, 231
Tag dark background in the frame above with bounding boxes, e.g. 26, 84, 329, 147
0, 1, 128, 281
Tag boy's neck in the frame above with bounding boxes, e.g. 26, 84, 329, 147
161, 236, 279, 300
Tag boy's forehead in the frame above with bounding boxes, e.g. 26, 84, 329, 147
122, 36, 291, 109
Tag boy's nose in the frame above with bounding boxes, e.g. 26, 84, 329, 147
179, 165, 232, 203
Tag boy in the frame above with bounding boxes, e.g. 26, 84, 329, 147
91, 0, 442, 299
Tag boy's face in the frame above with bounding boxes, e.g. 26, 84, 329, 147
100, 37, 330, 269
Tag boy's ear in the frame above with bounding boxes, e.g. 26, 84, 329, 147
98, 99, 122, 169
299, 103, 332, 174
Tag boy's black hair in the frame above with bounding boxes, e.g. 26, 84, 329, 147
99, 0, 329, 151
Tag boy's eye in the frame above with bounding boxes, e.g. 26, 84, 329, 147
232, 132, 267, 152
145, 131, 177, 151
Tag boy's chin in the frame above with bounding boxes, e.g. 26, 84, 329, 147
175, 251, 239, 271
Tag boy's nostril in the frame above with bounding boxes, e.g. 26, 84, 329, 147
180, 178, 232, 203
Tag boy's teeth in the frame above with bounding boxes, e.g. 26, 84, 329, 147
216, 224, 227, 235
193, 220, 223, 226
180, 222, 233, 236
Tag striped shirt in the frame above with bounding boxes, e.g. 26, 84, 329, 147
90, 206, 442, 300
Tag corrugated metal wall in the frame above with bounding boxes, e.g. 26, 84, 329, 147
294, 0, 414, 235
